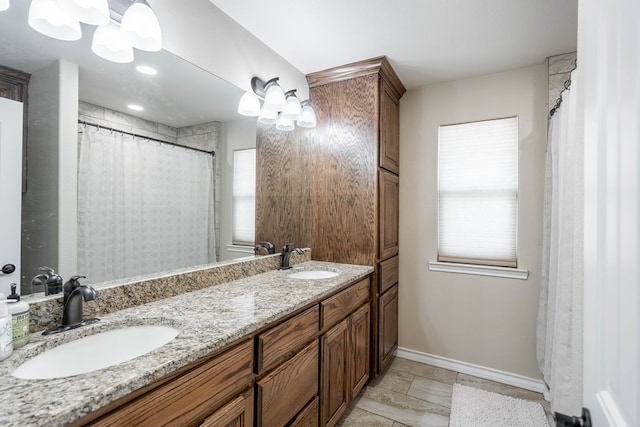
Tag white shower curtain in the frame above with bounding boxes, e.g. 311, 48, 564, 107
536, 69, 583, 417
78, 126, 216, 283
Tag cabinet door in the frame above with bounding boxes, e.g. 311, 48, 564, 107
321, 318, 349, 427
350, 304, 370, 399
379, 169, 399, 260
257, 340, 319, 427
378, 284, 399, 373
379, 83, 400, 174
200, 389, 253, 427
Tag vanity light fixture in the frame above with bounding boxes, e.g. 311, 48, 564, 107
0, 0, 10, 12
28, 0, 82, 41
66, 0, 110, 25
127, 104, 144, 111
238, 76, 317, 130
120, 0, 162, 52
91, 21, 134, 63
281, 90, 302, 121
26, 0, 163, 64
296, 100, 317, 128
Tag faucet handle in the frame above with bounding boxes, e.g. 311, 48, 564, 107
63, 276, 87, 301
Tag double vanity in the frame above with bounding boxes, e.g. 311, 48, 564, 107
0, 253, 373, 426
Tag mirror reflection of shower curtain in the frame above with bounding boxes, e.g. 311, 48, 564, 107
78, 126, 216, 283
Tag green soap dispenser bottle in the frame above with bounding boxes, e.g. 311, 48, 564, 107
7, 283, 29, 348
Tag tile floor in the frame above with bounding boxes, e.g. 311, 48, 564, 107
338, 357, 553, 427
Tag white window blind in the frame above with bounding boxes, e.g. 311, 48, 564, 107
438, 117, 518, 267
232, 148, 256, 246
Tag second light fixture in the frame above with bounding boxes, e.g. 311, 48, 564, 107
238, 77, 316, 130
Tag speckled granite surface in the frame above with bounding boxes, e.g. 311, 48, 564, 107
24, 250, 310, 332
0, 260, 372, 427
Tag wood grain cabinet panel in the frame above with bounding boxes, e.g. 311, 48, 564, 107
379, 83, 400, 174
379, 169, 399, 261
256, 340, 319, 427
378, 285, 399, 373
321, 318, 349, 427
199, 389, 253, 427
289, 397, 319, 427
321, 278, 369, 329
89, 340, 254, 427
350, 304, 370, 400
256, 305, 319, 374
379, 255, 399, 294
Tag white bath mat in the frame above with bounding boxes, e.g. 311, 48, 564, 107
449, 383, 549, 427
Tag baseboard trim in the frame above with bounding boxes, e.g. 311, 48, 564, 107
395, 347, 546, 394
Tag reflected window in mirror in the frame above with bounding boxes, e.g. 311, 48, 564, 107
232, 149, 256, 246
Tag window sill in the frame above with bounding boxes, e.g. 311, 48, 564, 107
428, 261, 529, 280
226, 244, 255, 254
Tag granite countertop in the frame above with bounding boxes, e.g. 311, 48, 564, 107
0, 261, 373, 427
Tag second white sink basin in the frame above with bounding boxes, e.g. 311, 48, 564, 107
288, 270, 339, 280
11, 325, 179, 380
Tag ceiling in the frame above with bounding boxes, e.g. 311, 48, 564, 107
209, 0, 578, 90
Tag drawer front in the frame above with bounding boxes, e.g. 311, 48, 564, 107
91, 340, 254, 427
257, 305, 319, 374
200, 388, 253, 427
321, 278, 369, 329
289, 396, 319, 427
379, 255, 399, 294
256, 340, 319, 427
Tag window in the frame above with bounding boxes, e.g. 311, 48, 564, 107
232, 149, 256, 246
437, 117, 518, 267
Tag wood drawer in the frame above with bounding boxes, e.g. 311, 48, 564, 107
200, 388, 253, 427
379, 255, 398, 294
257, 305, 319, 374
256, 340, 319, 427
321, 278, 369, 329
289, 396, 319, 427
90, 340, 254, 427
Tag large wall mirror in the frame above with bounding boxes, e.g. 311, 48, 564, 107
0, 1, 257, 295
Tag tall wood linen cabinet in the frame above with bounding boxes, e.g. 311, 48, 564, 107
306, 56, 405, 376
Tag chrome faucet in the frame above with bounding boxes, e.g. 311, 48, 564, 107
279, 244, 304, 270
62, 275, 97, 326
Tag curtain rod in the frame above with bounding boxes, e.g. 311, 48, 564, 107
549, 60, 578, 118
77, 120, 215, 156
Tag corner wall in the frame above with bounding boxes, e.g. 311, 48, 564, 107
398, 64, 547, 379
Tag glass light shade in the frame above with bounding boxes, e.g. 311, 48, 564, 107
276, 114, 295, 132
28, 0, 82, 41
0, 0, 9, 12
297, 104, 317, 128
281, 94, 301, 120
92, 22, 134, 63
263, 82, 286, 112
120, 1, 162, 52
257, 108, 278, 125
237, 92, 261, 116
65, 0, 109, 25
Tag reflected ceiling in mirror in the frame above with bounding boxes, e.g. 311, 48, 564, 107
0, 0, 244, 126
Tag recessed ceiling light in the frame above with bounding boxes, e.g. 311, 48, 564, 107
136, 65, 157, 75
127, 104, 144, 111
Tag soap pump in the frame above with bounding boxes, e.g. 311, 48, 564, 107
7, 283, 29, 348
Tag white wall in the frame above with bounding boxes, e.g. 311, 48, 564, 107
398, 64, 547, 379
150, 0, 308, 99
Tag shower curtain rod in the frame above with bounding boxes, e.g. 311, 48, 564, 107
549, 60, 578, 118
78, 120, 215, 156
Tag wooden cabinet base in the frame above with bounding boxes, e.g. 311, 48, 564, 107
378, 285, 399, 373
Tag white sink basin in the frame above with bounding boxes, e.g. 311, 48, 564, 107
11, 325, 179, 379
288, 270, 339, 280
